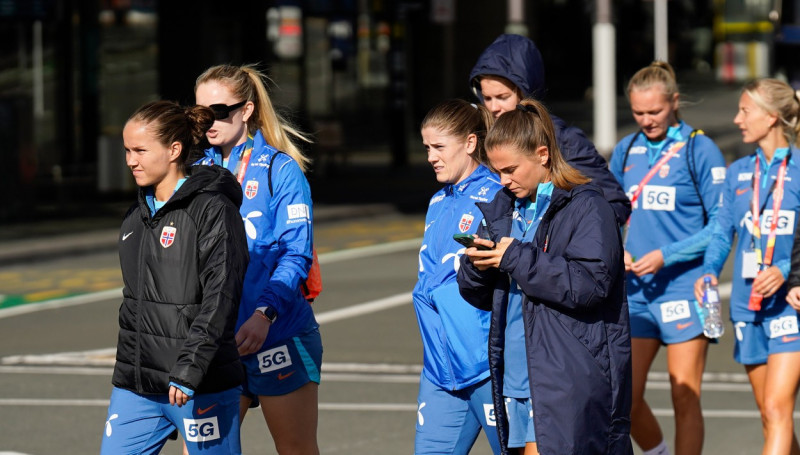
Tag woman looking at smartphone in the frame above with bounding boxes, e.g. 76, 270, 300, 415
457, 99, 632, 455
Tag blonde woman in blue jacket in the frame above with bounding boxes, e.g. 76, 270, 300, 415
195, 64, 320, 455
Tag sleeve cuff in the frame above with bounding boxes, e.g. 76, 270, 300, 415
168, 381, 195, 397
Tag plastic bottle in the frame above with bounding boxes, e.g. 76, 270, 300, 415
702, 276, 725, 338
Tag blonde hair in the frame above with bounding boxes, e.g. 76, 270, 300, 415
627, 61, 681, 120
421, 99, 494, 164
485, 98, 589, 190
195, 64, 312, 172
743, 78, 800, 147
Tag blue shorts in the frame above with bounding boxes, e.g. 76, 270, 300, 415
629, 298, 705, 344
415, 374, 501, 455
100, 386, 241, 455
241, 328, 322, 398
733, 315, 800, 365
505, 396, 535, 447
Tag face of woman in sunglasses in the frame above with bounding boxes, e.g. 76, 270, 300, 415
195, 80, 252, 156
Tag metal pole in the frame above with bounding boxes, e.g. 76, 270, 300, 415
506, 0, 528, 36
654, 0, 668, 61
593, 0, 616, 157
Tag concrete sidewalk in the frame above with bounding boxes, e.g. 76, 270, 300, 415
0, 203, 399, 266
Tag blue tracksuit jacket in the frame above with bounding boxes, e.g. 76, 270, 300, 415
610, 122, 726, 303
413, 165, 503, 390
703, 147, 800, 322
198, 130, 318, 349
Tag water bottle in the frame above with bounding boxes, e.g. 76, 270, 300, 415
702, 276, 725, 339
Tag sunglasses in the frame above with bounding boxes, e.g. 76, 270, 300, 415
208, 100, 247, 120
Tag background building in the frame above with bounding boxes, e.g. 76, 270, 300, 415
0, 0, 792, 222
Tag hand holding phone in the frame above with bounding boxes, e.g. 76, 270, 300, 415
453, 233, 492, 250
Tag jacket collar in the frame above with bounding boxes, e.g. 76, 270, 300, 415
478, 184, 601, 234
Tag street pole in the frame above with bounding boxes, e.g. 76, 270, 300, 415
593, 0, 616, 157
654, 0, 668, 61
506, 0, 528, 36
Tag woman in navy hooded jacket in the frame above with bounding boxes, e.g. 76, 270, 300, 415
457, 99, 632, 455
195, 64, 321, 455
470, 33, 631, 226
414, 99, 503, 454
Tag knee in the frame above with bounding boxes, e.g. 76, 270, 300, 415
669, 379, 701, 412
761, 396, 793, 427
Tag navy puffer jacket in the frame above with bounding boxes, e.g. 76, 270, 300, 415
469, 34, 631, 225
457, 184, 633, 455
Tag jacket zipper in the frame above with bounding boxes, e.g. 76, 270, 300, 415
134, 219, 147, 392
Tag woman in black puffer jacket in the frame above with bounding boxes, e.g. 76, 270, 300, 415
101, 100, 249, 455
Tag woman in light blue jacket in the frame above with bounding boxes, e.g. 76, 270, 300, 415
413, 99, 502, 454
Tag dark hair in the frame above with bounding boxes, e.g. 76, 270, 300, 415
195, 64, 312, 172
485, 98, 589, 190
420, 99, 495, 163
127, 100, 214, 173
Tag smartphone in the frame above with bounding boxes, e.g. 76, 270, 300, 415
453, 233, 492, 250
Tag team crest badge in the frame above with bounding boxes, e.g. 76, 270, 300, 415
245, 180, 259, 199
659, 164, 670, 178
459, 214, 474, 233
160, 226, 176, 248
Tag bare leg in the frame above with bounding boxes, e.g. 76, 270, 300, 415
631, 337, 664, 451
259, 382, 320, 455
759, 352, 800, 455
665, 336, 708, 455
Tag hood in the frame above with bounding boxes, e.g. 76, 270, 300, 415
175, 164, 243, 208
469, 34, 545, 102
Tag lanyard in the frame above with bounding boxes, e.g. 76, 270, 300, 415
626, 139, 687, 223
751, 155, 789, 269
231, 135, 255, 185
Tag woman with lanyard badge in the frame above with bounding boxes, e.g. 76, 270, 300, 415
695, 78, 800, 455
609, 61, 726, 455
195, 64, 321, 455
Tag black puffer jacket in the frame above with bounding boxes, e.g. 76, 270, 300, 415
113, 165, 249, 395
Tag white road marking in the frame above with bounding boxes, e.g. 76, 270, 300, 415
0, 288, 122, 320
317, 239, 421, 265
0, 397, 793, 419
316, 292, 412, 324
0, 238, 422, 320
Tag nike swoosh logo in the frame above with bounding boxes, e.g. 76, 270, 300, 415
782, 335, 800, 343
278, 371, 296, 381
736, 188, 749, 196
677, 322, 694, 330
197, 403, 217, 415
624, 165, 635, 173
122, 232, 133, 241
